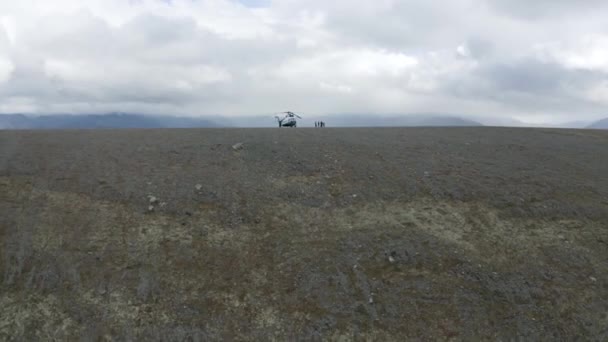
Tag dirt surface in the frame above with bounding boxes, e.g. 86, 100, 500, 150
1, 127, 607, 340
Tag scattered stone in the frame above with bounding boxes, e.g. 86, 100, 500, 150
557, 234, 566, 240
232, 143, 244, 151
352, 194, 358, 198
368, 296, 374, 304
148, 205, 155, 212
590, 276, 597, 282
160, 202, 167, 207
148, 196, 159, 204
388, 251, 398, 263
195, 184, 203, 191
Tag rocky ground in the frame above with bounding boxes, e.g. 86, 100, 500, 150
1, 127, 607, 340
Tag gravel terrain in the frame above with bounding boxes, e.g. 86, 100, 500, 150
1, 127, 607, 340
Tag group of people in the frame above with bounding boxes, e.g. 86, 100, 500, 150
315, 121, 326, 128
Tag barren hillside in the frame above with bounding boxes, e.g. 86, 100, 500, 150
1, 127, 607, 340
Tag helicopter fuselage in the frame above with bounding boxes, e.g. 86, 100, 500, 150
275, 111, 301, 127
280, 119, 297, 127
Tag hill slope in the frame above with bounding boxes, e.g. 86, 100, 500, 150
1, 127, 607, 340
317, 114, 483, 127
0, 113, 220, 129
0, 113, 484, 129
588, 117, 608, 129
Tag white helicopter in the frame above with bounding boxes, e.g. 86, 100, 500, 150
275, 111, 302, 128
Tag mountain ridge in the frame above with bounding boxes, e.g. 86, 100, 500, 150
588, 117, 608, 129
0, 113, 484, 129
0, 113, 221, 129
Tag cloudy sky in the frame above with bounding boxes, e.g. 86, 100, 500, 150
0, 0, 607, 124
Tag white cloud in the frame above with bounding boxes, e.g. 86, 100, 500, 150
0, 0, 606, 122
0, 21, 14, 83
0, 57, 14, 83
550, 35, 608, 72
319, 82, 353, 94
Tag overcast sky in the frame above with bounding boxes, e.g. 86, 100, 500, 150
0, 0, 607, 124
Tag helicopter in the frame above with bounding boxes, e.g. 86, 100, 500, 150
275, 111, 302, 128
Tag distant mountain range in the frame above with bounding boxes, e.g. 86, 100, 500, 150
587, 118, 608, 129
311, 114, 483, 127
0, 113, 220, 129
2, 113, 606, 129
0, 113, 484, 129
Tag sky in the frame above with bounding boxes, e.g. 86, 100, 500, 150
0, 0, 607, 124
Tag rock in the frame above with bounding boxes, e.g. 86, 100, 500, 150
148, 196, 159, 204
195, 184, 203, 191
148, 205, 155, 212
388, 251, 398, 263
368, 296, 374, 304
590, 276, 597, 282
232, 143, 244, 151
